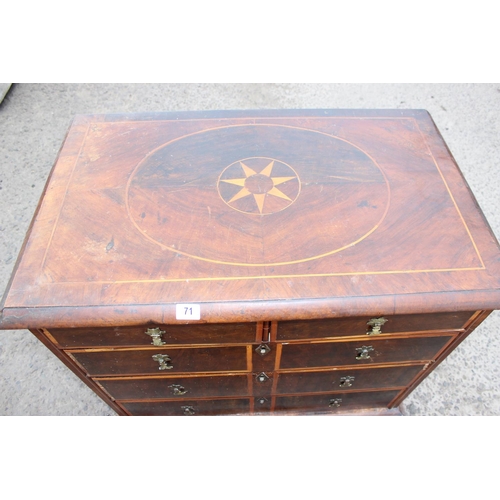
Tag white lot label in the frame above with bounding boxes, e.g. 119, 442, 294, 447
176, 303, 201, 320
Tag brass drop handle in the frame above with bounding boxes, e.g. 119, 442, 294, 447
152, 353, 173, 370
339, 376, 355, 388
329, 398, 342, 408
355, 345, 374, 360
366, 317, 387, 335
145, 327, 166, 346
181, 406, 195, 415
256, 372, 270, 383
257, 398, 268, 405
169, 384, 187, 396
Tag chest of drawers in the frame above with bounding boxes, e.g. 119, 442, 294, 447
1, 109, 500, 416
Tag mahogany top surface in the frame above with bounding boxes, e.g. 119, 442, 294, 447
2, 109, 500, 328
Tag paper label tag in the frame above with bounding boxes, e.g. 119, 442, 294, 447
176, 304, 201, 320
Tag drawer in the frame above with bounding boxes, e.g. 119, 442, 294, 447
121, 398, 251, 416
276, 311, 474, 340
47, 322, 258, 348
275, 390, 401, 413
279, 335, 454, 370
276, 365, 425, 394
69, 345, 248, 376
97, 374, 249, 400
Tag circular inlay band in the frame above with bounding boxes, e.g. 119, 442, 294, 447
126, 124, 389, 266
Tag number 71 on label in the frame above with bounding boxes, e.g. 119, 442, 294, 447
176, 304, 201, 320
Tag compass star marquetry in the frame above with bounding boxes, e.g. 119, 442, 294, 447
218, 157, 301, 215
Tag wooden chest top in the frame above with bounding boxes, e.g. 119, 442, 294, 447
2, 109, 500, 328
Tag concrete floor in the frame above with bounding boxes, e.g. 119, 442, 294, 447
0, 83, 499, 416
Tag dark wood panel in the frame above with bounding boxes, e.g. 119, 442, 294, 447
254, 396, 272, 412
122, 398, 251, 416
279, 335, 454, 369
252, 371, 274, 397
276, 311, 474, 341
98, 374, 249, 400
276, 365, 424, 394
48, 322, 258, 348
275, 390, 401, 412
252, 342, 276, 373
70, 346, 248, 376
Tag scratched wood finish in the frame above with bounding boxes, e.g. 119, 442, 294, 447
1, 110, 500, 329
69, 345, 248, 376
97, 374, 250, 400
274, 390, 401, 412
121, 398, 251, 416
278, 335, 454, 369
276, 311, 474, 341
275, 365, 425, 394
48, 322, 258, 348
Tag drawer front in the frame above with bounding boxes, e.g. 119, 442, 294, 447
275, 390, 400, 412
279, 335, 454, 369
121, 398, 251, 416
48, 323, 257, 348
276, 365, 424, 394
98, 374, 249, 400
70, 346, 248, 376
276, 311, 474, 340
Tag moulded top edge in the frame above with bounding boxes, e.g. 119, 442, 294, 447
1, 289, 500, 330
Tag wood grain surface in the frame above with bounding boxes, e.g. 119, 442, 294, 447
1, 109, 500, 329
